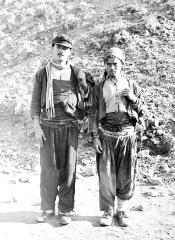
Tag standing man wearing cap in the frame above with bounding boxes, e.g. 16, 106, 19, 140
31, 34, 88, 225
89, 47, 144, 227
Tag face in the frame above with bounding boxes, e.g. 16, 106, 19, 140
52, 44, 71, 65
105, 57, 123, 78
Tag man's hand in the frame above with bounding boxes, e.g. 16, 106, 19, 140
122, 88, 137, 103
78, 71, 88, 94
93, 137, 102, 154
34, 126, 46, 148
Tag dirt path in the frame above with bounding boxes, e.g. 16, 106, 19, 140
0, 172, 175, 240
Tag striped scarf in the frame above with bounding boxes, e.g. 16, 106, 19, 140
45, 59, 70, 118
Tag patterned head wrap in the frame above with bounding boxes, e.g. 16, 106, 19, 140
104, 47, 125, 64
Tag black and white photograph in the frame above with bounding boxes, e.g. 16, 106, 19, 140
0, 0, 175, 239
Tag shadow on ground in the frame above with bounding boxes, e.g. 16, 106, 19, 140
0, 211, 40, 224
72, 215, 100, 227
0, 211, 101, 228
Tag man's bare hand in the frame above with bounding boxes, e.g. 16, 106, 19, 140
122, 88, 137, 103
34, 126, 46, 148
93, 138, 102, 154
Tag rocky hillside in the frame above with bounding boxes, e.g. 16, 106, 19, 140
0, 0, 175, 176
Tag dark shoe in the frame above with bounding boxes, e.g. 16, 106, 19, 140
116, 211, 128, 227
59, 213, 71, 225
100, 210, 113, 226
36, 211, 54, 223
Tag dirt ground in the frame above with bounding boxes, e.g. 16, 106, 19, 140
0, 170, 175, 240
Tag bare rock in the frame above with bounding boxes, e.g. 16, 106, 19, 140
18, 174, 31, 183
168, 189, 175, 197
142, 191, 159, 198
145, 14, 160, 31
85, 167, 96, 176
131, 205, 144, 211
1, 169, 11, 174
159, 163, 170, 173
148, 168, 155, 178
169, 168, 175, 174
137, 150, 150, 158
148, 176, 163, 185
156, 129, 164, 135
170, 172, 175, 178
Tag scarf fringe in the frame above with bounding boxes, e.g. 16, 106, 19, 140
46, 61, 55, 118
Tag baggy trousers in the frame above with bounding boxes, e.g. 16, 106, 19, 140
40, 120, 78, 213
96, 131, 137, 211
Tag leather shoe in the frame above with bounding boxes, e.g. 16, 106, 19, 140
116, 211, 128, 227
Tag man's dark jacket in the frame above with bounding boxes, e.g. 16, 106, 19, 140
89, 77, 144, 134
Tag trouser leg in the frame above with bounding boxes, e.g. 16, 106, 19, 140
40, 168, 59, 211
40, 124, 59, 211
57, 139, 77, 213
99, 184, 115, 211
97, 135, 116, 211
115, 135, 137, 200
54, 122, 78, 213
58, 172, 76, 213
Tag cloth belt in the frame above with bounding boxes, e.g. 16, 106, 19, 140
99, 125, 135, 138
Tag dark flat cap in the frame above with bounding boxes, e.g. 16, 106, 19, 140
104, 47, 125, 63
52, 34, 73, 49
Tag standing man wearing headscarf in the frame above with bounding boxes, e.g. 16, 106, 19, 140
89, 47, 144, 227
31, 34, 88, 225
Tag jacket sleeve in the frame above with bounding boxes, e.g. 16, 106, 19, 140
131, 80, 144, 119
30, 70, 42, 118
88, 84, 99, 135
